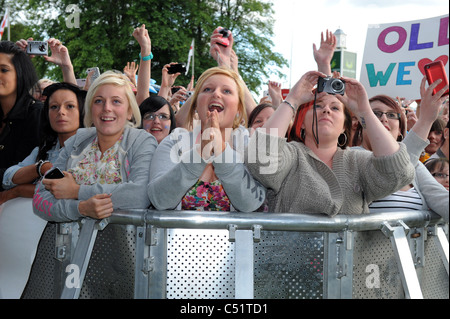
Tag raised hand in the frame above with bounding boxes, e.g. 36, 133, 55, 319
313, 30, 337, 75
210, 27, 234, 68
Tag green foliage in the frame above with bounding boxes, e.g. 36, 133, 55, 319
5, 0, 288, 95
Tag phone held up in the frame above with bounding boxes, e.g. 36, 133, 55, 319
424, 60, 449, 96
168, 63, 187, 75
217, 28, 230, 47
45, 167, 65, 179
26, 41, 48, 56
87, 67, 101, 83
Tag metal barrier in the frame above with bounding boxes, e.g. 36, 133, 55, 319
21, 210, 448, 299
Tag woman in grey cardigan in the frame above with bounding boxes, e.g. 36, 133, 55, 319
32, 71, 158, 222
245, 71, 415, 217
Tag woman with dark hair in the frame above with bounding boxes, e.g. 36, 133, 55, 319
1, 83, 85, 204
424, 157, 449, 191
140, 95, 176, 143
0, 41, 42, 192
247, 103, 274, 136
353, 77, 448, 222
246, 71, 415, 217
420, 118, 446, 162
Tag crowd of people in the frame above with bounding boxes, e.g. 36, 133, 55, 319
0, 25, 448, 224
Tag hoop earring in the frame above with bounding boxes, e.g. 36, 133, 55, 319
300, 128, 305, 141
338, 133, 348, 147
398, 134, 404, 141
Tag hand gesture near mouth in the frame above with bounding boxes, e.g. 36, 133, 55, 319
201, 110, 225, 160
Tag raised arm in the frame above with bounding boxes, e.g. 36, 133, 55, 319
410, 76, 449, 140
133, 24, 152, 106
336, 77, 400, 156
313, 30, 337, 76
262, 71, 327, 137
210, 28, 257, 116
45, 38, 77, 86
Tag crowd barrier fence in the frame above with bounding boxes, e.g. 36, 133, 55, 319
21, 209, 448, 299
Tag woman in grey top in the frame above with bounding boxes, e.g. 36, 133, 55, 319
245, 71, 415, 217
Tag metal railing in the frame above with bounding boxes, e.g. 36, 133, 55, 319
22, 209, 448, 299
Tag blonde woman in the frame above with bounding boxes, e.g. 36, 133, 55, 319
148, 66, 266, 212
33, 71, 158, 222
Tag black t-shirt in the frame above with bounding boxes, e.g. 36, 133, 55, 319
0, 99, 43, 191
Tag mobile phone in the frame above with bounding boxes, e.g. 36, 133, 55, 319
26, 41, 48, 56
217, 28, 230, 47
171, 87, 181, 94
45, 167, 65, 179
168, 63, 187, 75
76, 78, 86, 88
87, 67, 101, 83
424, 60, 449, 96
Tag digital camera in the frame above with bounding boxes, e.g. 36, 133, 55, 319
26, 41, 48, 56
317, 76, 345, 95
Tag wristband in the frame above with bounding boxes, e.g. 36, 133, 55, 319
139, 52, 153, 61
35, 160, 44, 177
282, 100, 296, 113
36, 160, 50, 177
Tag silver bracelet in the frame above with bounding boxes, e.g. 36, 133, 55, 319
282, 100, 296, 113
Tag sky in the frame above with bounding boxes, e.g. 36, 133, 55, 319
265, 0, 449, 96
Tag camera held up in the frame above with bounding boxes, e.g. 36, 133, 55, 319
317, 76, 345, 96
26, 41, 48, 56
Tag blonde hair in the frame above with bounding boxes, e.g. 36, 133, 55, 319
187, 66, 247, 130
83, 71, 141, 128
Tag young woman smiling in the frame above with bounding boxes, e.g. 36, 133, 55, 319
148, 66, 266, 212
32, 71, 158, 222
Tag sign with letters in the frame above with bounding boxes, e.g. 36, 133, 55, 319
360, 14, 449, 99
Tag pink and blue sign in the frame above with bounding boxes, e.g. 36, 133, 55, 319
360, 15, 449, 99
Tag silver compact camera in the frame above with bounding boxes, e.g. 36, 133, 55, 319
317, 76, 345, 95
26, 41, 48, 56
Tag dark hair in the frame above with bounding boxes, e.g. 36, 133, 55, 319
353, 94, 407, 146
139, 96, 176, 133
430, 118, 446, 134
424, 157, 449, 174
247, 103, 274, 128
36, 83, 87, 161
0, 41, 39, 121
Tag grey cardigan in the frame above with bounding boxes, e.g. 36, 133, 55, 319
245, 130, 415, 217
33, 127, 158, 222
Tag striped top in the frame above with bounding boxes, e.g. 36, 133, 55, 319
369, 187, 423, 212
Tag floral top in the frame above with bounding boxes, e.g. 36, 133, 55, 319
68, 136, 123, 185
181, 179, 231, 211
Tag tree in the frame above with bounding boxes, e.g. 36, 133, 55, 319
8, 0, 287, 96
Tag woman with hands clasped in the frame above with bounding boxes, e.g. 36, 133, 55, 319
245, 71, 415, 216
32, 71, 158, 222
148, 66, 266, 212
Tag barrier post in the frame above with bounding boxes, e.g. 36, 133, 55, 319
381, 220, 423, 299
